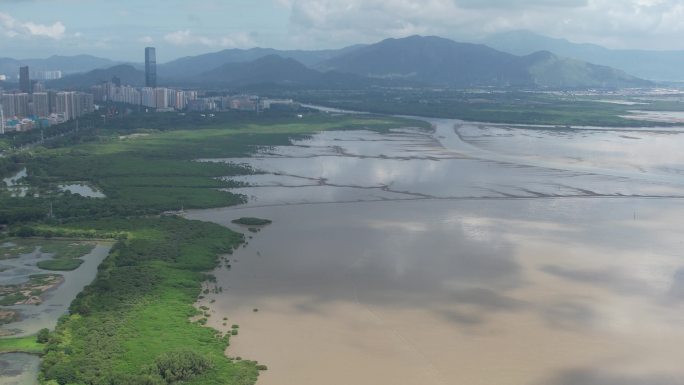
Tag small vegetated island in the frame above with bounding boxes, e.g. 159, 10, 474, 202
35, 241, 96, 271
231, 217, 273, 226
0, 109, 425, 384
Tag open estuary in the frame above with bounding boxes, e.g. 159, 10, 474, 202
186, 117, 684, 385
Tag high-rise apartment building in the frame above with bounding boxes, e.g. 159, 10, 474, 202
141, 87, 156, 108
19, 66, 30, 94
145, 47, 157, 88
1, 93, 30, 118
55, 92, 94, 121
32, 92, 50, 117
155, 87, 168, 109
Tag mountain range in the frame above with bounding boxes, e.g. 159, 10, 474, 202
483, 30, 684, 81
48, 64, 145, 89
0, 55, 120, 79
158, 45, 364, 79
317, 36, 646, 88
1, 34, 666, 90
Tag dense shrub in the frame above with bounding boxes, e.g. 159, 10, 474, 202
154, 349, 212, 383
36, 328, 50, 343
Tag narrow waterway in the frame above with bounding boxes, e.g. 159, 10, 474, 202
0, 244, 111, 383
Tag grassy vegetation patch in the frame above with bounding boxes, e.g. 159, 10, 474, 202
0, 239, 95, 259
37, 258, 84, 271
0, 335, 44, 354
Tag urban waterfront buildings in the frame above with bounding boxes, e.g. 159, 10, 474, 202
0, 88, 94, 133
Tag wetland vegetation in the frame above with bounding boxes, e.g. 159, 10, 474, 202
286, 89, 684, 126
0, 109, 427, 384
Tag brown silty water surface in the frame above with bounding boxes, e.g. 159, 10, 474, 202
186, 118, 684, 385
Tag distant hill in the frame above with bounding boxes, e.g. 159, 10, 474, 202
317, 35, 530, 86
194, 55, 372, 89
160, 45, 364, 78
48, 65, 145, 89
483, 30, 684, 81
0, 55, 120, 78
1, 35, 652, 90
522, 50, 649, 88
318, 35, 649, 88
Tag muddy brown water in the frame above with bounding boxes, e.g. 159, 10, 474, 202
187, 118, 684, 385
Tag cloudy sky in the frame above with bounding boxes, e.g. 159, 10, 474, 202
1, 0, 684, 62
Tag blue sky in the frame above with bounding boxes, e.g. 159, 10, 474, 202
1, 0, 291, 61
2, 0, 684, 62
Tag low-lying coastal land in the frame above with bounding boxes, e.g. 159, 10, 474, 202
1, 96, 684, 384
0, 109, 428, 384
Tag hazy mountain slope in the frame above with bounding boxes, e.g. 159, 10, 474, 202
0, 55, 120, 78
159, 45, 365, 78
48, 65, 145, 89
523, 51, 650, 88
484, 30, 684, 81
320, 35, 650, 88
194, 55, 371, 88
317, 35, 531, 87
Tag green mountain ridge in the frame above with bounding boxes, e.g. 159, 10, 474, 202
484, 30, 684, 81
319, 35, 650, 88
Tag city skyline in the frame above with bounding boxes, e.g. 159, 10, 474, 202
3, 0, 684, 62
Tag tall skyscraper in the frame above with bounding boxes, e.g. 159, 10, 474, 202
19, 66, 30, 94
145, 47, 157, 88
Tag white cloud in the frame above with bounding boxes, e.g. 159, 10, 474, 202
0, 12, 66, 40
163, 30, 255, 48
278, 0, 684, 50
139, 35, 154, 44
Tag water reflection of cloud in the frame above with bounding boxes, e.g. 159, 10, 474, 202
459, 124, 684, 185
541, 265, 657, 297
541, 301, 598, 331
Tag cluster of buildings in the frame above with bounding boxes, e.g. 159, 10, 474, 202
1, 66, 93, 134
90, 82, 199, 111
92, 47, 295, 113
90, 48, 199, 111
90, 80, 294, 113
1, 47, 298, 135
0, 69, 62, 83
